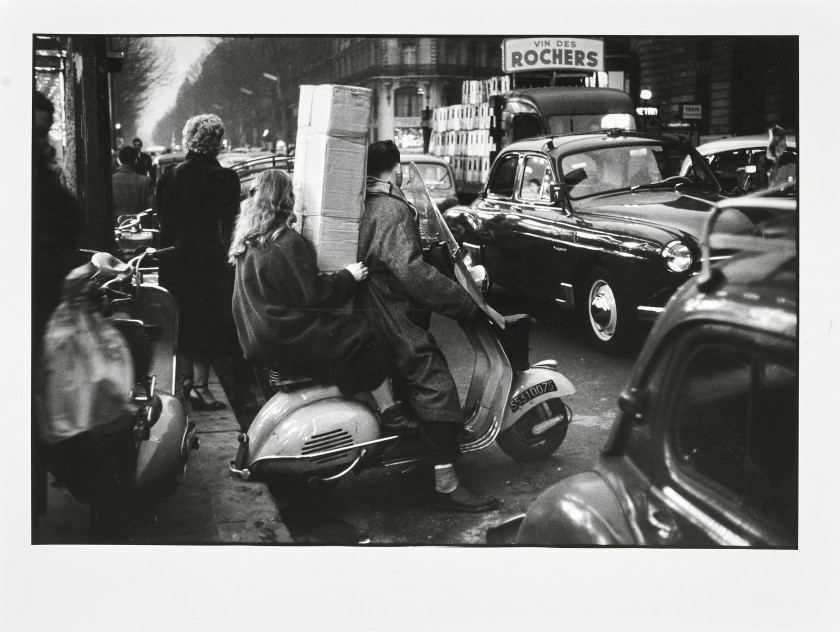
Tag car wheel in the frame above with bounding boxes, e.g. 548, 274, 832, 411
581, 267, 633, 353
496, 399, 570, 462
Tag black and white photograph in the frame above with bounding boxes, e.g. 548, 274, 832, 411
5, 1, 840, 630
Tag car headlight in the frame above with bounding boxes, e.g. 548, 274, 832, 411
662, 241, 693, 273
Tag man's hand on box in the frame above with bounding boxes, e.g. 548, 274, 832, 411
345, 262, 369, 282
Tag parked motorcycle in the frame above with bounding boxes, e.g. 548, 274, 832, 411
115, 208, 160, 263
229, 163, 575, 496
89, 247, 198, 492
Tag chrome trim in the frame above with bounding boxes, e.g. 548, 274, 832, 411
246, 435, 397, 469
659, 486, 749, 546
637, 305, 665, 322
553, 282, 575, 309
318, 449, 366, 481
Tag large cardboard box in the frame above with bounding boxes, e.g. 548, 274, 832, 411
293, 85, 371, 272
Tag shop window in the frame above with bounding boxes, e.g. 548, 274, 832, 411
402, 42, 417, 66
394, 85, 422, 118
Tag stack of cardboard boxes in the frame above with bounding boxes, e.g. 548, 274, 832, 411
293, 84, 372, 272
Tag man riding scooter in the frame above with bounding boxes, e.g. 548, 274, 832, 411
357, 140, 499, 513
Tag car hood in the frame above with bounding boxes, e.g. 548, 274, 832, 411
573, 189, 746, 242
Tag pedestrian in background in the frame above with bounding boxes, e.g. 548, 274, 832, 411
746, 125, 797, 191
157, 114, 239, 410
112, 145, 154, 220
132, 137, 153, 178
357, 140, 499, 513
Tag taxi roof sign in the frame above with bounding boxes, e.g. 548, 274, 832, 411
502, 37, 604, 73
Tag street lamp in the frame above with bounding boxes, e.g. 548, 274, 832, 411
637, 88, 655, 132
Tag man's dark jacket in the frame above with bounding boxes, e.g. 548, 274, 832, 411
356, 178, 478, 423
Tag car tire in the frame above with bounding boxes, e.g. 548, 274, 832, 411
496, 399, 570, 462
580, 267, 634, 353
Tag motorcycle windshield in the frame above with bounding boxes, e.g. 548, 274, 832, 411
406, 162, 504, 328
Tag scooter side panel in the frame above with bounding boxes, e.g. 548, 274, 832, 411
135, 393, 189, 488
500, 367, 576, 432
249, 398, 380, 476
247, 385, 344, 457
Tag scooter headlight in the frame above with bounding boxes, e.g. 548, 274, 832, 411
662, 241, 692, 273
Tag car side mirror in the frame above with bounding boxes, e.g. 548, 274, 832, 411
618, 387, 649, 422
549, 182, 570, 205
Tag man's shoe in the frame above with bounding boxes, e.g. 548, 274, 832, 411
380, 403, 419, 436
434, 484, 500, 513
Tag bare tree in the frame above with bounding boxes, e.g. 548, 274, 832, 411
110, 37, 174, 143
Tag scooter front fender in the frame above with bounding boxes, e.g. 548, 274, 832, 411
500, 366, 575, 432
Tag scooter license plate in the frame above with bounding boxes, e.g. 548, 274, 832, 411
509, 380, 557, 412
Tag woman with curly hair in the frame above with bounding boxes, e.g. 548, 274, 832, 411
157, 114, 239, 410
230, 169, 415, 433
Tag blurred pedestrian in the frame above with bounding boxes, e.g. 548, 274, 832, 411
421, 106, 433, 154
32, 90, 86, 541
132, 137, 153, 178
157, 114, 239, 410
112, 145, 154, 220
746, 125, 797, 191
357, 140, 499, 513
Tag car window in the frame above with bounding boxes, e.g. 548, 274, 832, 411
487, 154, 519, 198
518, 155, 553, 203
670, 343, 797, 537
401, 162, 453, 192
560, 144, 715, 199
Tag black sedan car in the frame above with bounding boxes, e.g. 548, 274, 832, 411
488, 194, 798, 547
443, 130, 754, 351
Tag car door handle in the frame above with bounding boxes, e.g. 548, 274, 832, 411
510, 205, 522, 213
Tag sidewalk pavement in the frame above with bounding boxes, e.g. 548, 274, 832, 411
39, 369, 294, 545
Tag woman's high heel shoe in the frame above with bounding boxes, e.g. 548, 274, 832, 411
189, 383, 226, 411
180, 377, 194, 400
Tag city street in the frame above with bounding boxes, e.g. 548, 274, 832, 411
40, 286, 636, 545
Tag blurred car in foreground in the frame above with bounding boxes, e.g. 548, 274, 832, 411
487, 191, 797, 547
680, 134, 797, 195
400, 154, 460, 213
443, 130, 737, 351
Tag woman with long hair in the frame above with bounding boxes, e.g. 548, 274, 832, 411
229, 169, 415, 433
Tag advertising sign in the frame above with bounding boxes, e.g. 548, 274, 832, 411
681, 103, 702, 120
502, 37, 604, 73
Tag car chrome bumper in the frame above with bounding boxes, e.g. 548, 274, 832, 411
637, 305, 665, 322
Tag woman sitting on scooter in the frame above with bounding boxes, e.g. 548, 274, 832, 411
229, 169, 415, 434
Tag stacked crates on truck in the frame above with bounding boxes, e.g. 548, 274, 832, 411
430, 76, 511, 197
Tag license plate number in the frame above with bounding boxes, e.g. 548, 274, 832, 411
509, 380, 557, 412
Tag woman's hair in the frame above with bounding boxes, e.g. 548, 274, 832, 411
182, 114, 225, 156
768, 125, 787, 159
228, 169, 295, 263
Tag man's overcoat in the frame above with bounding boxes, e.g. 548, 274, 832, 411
356, 179, 478, 423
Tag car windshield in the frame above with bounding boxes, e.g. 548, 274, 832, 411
559, 144, 715, 199
402, 162, 452, 191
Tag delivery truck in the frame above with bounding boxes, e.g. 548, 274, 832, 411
430, 78, 637, 199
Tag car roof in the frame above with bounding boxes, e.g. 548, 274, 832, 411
503, 131, 688, 156
695, 134, 798, 155
401, 154, 451, 166
504, 87, 634, 116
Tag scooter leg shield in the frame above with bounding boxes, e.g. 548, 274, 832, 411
501, 367, 575, 432
134, 393, 189, 490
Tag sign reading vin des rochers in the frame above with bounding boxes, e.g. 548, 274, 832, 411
502, 37, 604, 73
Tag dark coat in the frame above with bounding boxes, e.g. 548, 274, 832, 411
232, 228, 389, 394
112, 165, 154, 217
356, 179, 478, 423
157, 152, 240, 356
747, 150, 797, 191
134, 151, 153, 178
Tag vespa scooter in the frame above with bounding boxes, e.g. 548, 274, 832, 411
90, 247, 198, 493
229, 163, 574, 495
